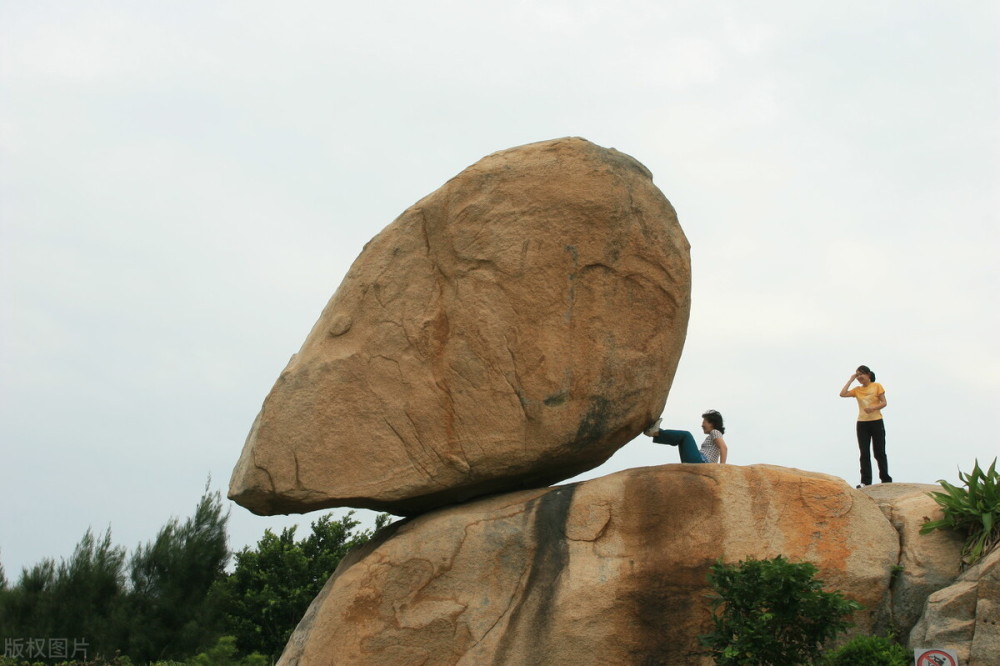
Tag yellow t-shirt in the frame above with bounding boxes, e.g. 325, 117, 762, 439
850, 382, 885, 421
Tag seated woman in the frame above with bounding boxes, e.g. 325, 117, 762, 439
644, 410, 728, 464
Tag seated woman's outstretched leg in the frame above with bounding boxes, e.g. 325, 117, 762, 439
651, 429, 704, 464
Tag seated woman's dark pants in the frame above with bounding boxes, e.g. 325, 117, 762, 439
652, 429, 705, 463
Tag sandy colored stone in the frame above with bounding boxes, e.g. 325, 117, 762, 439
230, 137, 691, 516
909, 547, 1000, 665
278, 464, 899, 666
860, 483, 964, 631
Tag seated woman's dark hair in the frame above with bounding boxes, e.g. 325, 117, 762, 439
702, 410, 725, 434
857, 365, 876, 381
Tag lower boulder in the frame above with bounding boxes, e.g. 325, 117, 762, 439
278, 464, 899, 665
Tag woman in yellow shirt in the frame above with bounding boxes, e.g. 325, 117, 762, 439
839, 365, 892, 487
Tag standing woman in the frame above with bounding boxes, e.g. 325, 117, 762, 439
840, 365, 892, 487
645, 410, 728, 464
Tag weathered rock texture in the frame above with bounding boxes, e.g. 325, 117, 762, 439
860, 483, 964, 632
910, 547, 1000, 666
278, 465, 900, 666
230, 137, 691, 516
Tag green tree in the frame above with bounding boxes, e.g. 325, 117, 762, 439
122, 485, 230, 662
215, 511, 390, 659
0, 558, 58, 637
700, 556, 862, 666
0, 491, 386, 664
52, 528, 128, 649
0, 529, 127, 651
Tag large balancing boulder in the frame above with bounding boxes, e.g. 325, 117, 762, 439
230, 137, 691, 516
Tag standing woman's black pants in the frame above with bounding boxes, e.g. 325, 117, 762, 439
857, 419, 892, 485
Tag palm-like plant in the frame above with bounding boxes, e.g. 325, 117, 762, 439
920, 458, 1000, 566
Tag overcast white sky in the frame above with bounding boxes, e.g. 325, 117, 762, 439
2, 1, 998, 578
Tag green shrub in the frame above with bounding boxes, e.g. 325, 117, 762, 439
823, 634, 909, 666
700, 555, 862, 666
188, 635, 268, 666
212, 511, 391, 659
920, 458, 1000, 566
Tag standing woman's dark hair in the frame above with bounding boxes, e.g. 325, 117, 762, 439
702, 410, 725, 434
857, 365, 876, 381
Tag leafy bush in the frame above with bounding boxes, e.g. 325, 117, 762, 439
188, 635, 268, 666
920, 458, 1000, 566
701, 555, 862, 666
823, 634, 909, 666
212, 511, 392, 660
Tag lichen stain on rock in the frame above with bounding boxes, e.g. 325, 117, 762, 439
491, 484, 576, 666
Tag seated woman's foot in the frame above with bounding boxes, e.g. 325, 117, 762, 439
643, 418, 662, 437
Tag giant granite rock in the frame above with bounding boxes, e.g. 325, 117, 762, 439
230, 138, 691, 516
909, 547, 1000, 666
277, 464, 899, 666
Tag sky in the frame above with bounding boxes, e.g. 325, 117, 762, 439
1, 1, 998, 579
